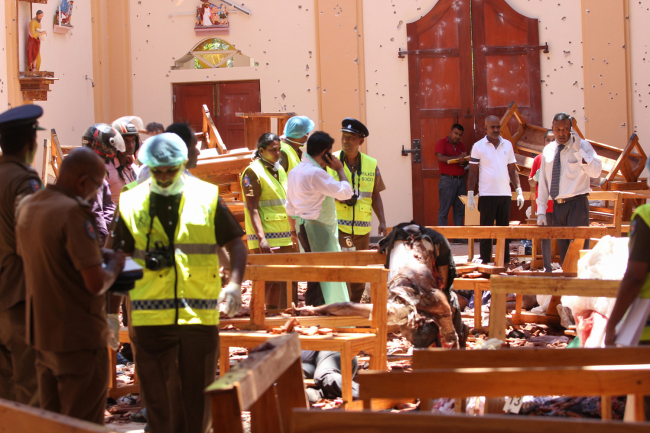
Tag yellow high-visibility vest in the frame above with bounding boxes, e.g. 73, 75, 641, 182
327, 150, 377, 235
241, 159, 292, 249
630, 204, 650, 340
119, 176, 221, 326
281, 141, 301, 173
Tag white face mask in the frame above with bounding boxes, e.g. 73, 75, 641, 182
261, 156, 280, 172
151, 173, 185, 196
284, 137, 305, 147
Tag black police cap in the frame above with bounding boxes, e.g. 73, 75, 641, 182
0, 105, 45, 131
340, 118, 369, 138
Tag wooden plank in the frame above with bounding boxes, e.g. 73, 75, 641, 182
290, 410, 650, 433
206, 333, 301, 410
412, 347, 650, 370
358, 365, 650, 400
370, 270, 389, 370
245, 266, 387, 284
426, 226, 608, 239
0, 399, 113, 433
274, 359, 308, 432
236, 112, 296, 119
489, 276, 620, 297
211, 388, 244, 433
561, 239, 585, 273
219, 316, 373, 329
250, 385, 281, 433
246, 251, 385, 267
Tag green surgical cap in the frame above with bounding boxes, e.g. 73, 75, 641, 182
138, 133, 188, 168
283, 116, 315, 139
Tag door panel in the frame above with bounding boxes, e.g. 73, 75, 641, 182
217, 81, 261, 150
173, 84, 215, 133
407, 0, 474, 226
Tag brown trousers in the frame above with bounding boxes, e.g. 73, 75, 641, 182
249, 244, 298, 309
35, 347, 108, 425
337, 230, 371, 302
131, 324, 219, 433
0, 302, 38, 406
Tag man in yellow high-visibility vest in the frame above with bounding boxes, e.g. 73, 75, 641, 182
327, 118, 387, 302
280, 116, 314, 174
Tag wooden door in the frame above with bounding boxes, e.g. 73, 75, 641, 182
407, 0, 543, 225
217, 81, 261, 150
406, 0, 475, 226
173, 83, 215, 133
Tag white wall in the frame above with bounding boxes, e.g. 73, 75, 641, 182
629, 0, 650, 165
129, 0, 320, 128
361, 0, 586, 229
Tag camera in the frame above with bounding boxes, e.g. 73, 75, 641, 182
343, 193, 358, 207
145, 241, 174, 271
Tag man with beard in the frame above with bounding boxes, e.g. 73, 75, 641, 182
27, 11, 46, 71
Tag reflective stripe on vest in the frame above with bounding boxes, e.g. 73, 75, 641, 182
327, 151, 377, 235
281, 141, 301, 173
630, 204, 650, 340
242, 159, 292, 250
119, 177, 221, 327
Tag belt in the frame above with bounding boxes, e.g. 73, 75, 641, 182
441, 174, 465, 179
553, 193, 588, 204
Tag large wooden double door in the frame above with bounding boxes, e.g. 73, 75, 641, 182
173, 81, 261, 150
407, 0, 543, 225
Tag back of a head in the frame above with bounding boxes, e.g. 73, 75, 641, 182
59, 147, 105, 181
165, 123, 195, 149
0, 126, 36, 155
306, 131, 334, 157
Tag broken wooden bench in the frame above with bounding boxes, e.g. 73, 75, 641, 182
412, 346, 650, 421
206, 333, 307, 433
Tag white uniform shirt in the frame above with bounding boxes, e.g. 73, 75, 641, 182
536, 133, 602, 215
286, 154, 353, 220
469, 136, 516, 196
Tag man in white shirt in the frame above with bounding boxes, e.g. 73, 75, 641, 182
536, 112, 602, 263
286, 131, 353, 305
467, 115, 524, 265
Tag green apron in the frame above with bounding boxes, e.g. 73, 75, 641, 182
298, 155, 350, 304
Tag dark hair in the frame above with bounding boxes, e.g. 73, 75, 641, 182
146, 122, 164, 134
451, 124, 464, 132
307, 131, 334, 157
544, 129, 554, 140
254, 133, 280, 158
552, 112, 572, 127
165, 122, 196, 149
0, 126, 37, 155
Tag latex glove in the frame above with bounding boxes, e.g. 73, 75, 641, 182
537, 214, 547, 226
467, 191, 477, 212
107, 314, 121, 351
516, 187, 524, 210
525, 206, 532, 219
218, 282, 242, 317
578, 148, 593, 164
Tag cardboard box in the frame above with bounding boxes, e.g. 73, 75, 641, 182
459, 195, 480, 226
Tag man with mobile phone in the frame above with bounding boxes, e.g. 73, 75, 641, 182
286, 131, 354, 305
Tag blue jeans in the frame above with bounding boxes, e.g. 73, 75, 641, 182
438, 175, 467, 226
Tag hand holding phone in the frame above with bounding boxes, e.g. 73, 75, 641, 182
323, 151, 343, 171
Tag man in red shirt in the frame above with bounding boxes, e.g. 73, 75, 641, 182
529, 130, 555, 272
435, 124, 468, 227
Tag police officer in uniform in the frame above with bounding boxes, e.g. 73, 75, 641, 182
16, 147, 126, 424
327, 118, 387, 302
0, 105, 44, 406
112, 133, 247, 433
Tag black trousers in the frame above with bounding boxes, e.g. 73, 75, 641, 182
478, 195, 511, 265
552, 196, 590, 264
298, 223, 325, 307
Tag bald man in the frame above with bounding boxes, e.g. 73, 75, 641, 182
467, 116, 524, 265
16, 147, 125, 425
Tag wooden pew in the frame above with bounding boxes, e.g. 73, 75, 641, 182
488, 275, 620, 341
0, 398, 115, 433
412, 347, 650, 420
200, 103, 228, 154
107, 330, 139, 399
291, 410, 650, 433
235, 112, 296, 150
206, 333, 308, 433
357, 365, 650, 421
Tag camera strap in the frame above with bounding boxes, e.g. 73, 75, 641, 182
341, 152, 362, 196
144, 197, 157, 253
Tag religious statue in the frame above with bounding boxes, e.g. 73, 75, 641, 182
55, 0, 75, 27
27, 10, 46, 72
195, 1, 229, 28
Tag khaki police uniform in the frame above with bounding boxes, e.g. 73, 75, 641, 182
15, 185, 108, 425
242, 159, 297, 308
0, 155, 42, 406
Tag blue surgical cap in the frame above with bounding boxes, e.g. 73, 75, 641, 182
283, 116, 315, 139
138, 133, 188, 168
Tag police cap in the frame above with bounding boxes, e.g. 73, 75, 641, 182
0, 105, 45, 131
340, 118, 369, 138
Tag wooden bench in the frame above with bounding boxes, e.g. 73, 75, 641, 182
290, 410, 650, 433
357, 365, 650, 421
218, 331, 376, 406
0, 398, 115, 433
412, 346, 650, 420
206, 333, 307, 433
235, 112, 296, 151
107, 329, 139, 399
